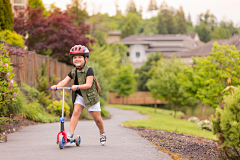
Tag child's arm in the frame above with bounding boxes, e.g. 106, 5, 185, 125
51, 76, 71, 91
71, 76, 93, 91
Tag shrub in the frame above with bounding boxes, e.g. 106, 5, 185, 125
47, 100, 70, 117
197, 120, 213, 131
5, 90, 25, 116
101, 107, 110, 118
21, 83, 40, 101
188, 116, 200, 123
211, 86, 240, 159
80, 109, 93, 120
22, 101, 58, 123
0, 44, 18, 116
0, 30, 24, 47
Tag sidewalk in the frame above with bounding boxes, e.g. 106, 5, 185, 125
0, 106, 173, 160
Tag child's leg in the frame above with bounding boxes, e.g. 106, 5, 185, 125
69, 104, 84, 133
90, 111, 105, 134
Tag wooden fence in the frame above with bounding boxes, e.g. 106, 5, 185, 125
0, 40, 74, 87
107, 92, 168, 105
10, 53, 74, 87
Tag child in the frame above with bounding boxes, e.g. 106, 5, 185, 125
51, 45, 106, 145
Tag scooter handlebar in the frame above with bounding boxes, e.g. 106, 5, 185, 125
50, 87, 79, 90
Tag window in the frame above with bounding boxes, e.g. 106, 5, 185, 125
126, 52, 130, 57
14, 0, 25, 4
136, 52, 140, 58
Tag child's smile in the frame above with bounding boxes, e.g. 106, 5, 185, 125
73, 55, 85, 67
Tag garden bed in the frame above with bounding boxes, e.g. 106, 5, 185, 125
127, 127, 219, 160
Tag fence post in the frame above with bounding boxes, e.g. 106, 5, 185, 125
55, 61, 58, 82
47, 56, 50, 85
34, 53, 37, 87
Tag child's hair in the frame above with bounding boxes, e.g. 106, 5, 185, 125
94, 76, 101, 94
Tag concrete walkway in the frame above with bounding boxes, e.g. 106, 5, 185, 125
0, 107, 173, 160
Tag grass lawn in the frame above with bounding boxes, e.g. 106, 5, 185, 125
107, 104, 217, 141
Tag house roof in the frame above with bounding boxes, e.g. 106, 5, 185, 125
170, 35, 240, 58
120, 34, 198, 45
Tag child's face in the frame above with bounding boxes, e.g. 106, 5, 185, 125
72, 55, 85, 67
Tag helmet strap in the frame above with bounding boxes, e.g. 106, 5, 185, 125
76, 61, 86, 71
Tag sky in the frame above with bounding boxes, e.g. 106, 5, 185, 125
42, 0, 240, 26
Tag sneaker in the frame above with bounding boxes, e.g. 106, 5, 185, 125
100, 132, 106, 145
67, 132, 74, 141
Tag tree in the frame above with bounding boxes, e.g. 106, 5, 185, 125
13, 7, 94, 64
147, 56, 198, 118
157, 14, 167, 34
191, 43, 240, 108
195, 22, 211, 42
0, 30, 24, 47
115, 0, 121, 15
186, 13, 195, 33
211, 26, 232, 40
29, 0, 49, 16
121, 19, 135, 39
67, 0, 88, 25
0, 0, 14, 31
135, 52, 163, 91
198, 10, 217, 31
126, 0, 137, 14
176, 6, 187, 34
147, 0, 158, 12
157, 2, 177, 34
112, 64, 136, 103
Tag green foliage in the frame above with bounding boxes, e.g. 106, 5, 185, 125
5, 90, 25, 116
147, 56, 199, 118
157, 2, 178, 34
197, 120, 212, 131
67, 0, 88, 25
121, 19, 135, 39
211, 86, 240, 158
191, 43, 240, 108
125, 0, 138, 14
101, 107, 110, 118
135, 52, 164, 91
0, 30, 24, 47
47, 100, 70, 116
112, 64, 136, 98
0, 44, 18, 116
80, 109, 92, 120
0, 0, 13, 31
21, 83, 40, 101
22, 101, 58, 123
176, 6, 187, 34
211, 26, 232, 40
188, 117, 200, 123
0, 116, 19, 133
38, 91, 52, 107
195, 22, 211, 42
29, 0, 50, 17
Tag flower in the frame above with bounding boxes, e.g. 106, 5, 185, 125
6, 72, 10, 77
10, 80, 13, 84
4, 63, 8, 68
6, 78, 9, 81
13, 92, 17, 98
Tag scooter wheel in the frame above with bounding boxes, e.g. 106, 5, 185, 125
75, 135, 81, 146
59, 134, 65, 149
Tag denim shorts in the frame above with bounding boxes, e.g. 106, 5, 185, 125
74, 94, 101, 112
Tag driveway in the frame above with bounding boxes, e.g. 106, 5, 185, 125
0, 106, 173, 160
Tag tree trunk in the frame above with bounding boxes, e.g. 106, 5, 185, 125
154, 99, 157, 113
174, 105, 177, 118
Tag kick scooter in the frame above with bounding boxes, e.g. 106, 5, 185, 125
51, 87, 81, 149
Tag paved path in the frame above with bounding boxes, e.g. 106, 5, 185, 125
0, 107, 173, 160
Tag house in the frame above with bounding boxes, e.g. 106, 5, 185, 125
171, 35, 240, 64
120, 34, 204, 68
10, 0, 28, 10
106, 30, 121, 44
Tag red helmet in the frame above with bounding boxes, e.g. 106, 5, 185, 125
70, 45, 89, 58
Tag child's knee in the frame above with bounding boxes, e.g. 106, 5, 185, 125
73, 109, 80, 116
94, 118, 102, 124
